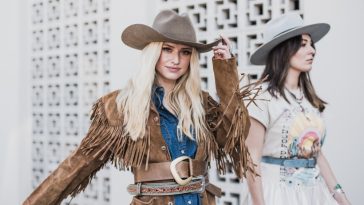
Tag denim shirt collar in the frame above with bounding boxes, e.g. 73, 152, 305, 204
152, 85, 164, 109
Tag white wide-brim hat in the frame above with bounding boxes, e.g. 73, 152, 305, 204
250, 13, 330, 65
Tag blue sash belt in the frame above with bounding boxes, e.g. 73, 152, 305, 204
261, 156, 316, 168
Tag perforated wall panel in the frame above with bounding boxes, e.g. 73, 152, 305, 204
30, 0, 111, 204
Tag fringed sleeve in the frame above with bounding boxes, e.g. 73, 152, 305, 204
23, 90, 150, 205
23, 96, 113, 205
79, 91, 150, 171
207, 57, 258, 179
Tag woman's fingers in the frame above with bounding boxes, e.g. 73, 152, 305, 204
213, 48, 231, 59
220, 35, 231, 47
212, 35, 232, 59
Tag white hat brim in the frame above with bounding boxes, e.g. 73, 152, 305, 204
250, 23, 330, 65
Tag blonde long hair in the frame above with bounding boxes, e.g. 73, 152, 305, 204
116, 42, 209, 142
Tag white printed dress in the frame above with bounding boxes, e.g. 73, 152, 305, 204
243, 83, 338, 205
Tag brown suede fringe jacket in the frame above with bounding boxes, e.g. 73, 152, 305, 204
23, 58, 254, 205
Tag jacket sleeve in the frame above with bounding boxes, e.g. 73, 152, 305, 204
23, 97, 113, 205
207, 57, 254, 179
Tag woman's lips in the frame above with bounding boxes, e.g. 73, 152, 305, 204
166, 66, 180, 72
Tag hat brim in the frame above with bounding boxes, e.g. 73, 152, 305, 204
250, 23, 330, 65
121, 24, 220, 53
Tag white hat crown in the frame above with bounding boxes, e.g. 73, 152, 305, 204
264, 13, 304, 42
250, 13, 330, 65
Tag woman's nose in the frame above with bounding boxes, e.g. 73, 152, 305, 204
309, 45, 316, 55
171, 53, 180, 65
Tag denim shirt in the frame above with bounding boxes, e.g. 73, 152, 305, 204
152, 86, 200, 205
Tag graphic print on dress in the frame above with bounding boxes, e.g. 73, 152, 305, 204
288, 112, 325, 158
282, 111, 326, 186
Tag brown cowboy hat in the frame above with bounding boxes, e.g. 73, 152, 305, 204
121, 10, 220, 53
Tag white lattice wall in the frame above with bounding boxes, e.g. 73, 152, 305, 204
30, 0, 111, 204
157, 0, 304, 204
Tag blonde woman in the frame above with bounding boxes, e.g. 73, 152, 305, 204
23, 10, 253, 205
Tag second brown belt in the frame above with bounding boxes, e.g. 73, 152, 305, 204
133, 160, 208, 183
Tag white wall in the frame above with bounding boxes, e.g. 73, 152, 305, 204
0, 0, 31, 204
1, 0, 362, 204
305, 0, 364, 204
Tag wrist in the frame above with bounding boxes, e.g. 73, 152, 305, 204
331, 183, 345, 199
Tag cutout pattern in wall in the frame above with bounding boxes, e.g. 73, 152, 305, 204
30, 0, 111, 204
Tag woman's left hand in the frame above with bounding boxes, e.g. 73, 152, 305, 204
213, 35, 232, 60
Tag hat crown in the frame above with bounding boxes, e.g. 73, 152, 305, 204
250, 13, 330, 65
264, 13, 304, 42
152, 10, 197, 43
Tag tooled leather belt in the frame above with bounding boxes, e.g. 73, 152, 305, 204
127, 176, 208, 196
128, 156, 221, 197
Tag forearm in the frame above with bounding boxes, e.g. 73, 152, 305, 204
317, 152, 338, 191
211, 57, 252, 178
246, 165, 265, 205
317, 152, 351, 205
245, 118, 266, 205
211, 57, 249, 143
212, 57, 239, 111
246, 147, 265, 205
23, 148, 107, 205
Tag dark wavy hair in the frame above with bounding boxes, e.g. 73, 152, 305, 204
260, 35, 327, 112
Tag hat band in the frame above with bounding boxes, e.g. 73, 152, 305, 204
272, 26, 300, 39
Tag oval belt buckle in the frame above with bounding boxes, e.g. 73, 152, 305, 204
170, 156, 193, 186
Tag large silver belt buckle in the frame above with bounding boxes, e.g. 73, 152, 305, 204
170, 156, 193, 186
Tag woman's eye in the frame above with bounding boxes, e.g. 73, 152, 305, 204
162, 47, 172, 52
182, 50, 192, 55
301, 43, 306, 47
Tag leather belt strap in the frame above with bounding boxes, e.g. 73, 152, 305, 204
127, 175, 222, 197
127, 176, 206, 196
133, 160, 207, 183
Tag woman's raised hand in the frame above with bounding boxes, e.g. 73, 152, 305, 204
213, 35, 232, 60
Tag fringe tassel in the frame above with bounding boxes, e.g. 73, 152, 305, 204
72, 97, 150, 195
222, 105, 253, 178
204, 95, 228, 175
70, 161, 108, 197
207, 74, 264, 179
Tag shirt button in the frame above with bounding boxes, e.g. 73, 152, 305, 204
161, 146, 166, 151
187, 200, 192, 204
181, 150, 185, 154
153, 116, 159, 122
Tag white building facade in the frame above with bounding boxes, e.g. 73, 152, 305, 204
0, 0, 363, 204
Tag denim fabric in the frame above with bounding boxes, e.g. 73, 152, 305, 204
152, 86, 200, 205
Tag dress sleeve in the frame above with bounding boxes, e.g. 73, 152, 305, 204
23, 98, 112, 205
206, 57, 255, 179
247, 90, 270, 129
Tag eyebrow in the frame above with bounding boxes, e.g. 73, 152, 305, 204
301, 38, 312, 44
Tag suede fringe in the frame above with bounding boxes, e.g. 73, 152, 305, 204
72, 74, 263, 195
72, 98, 151, 195
209, 75, 264, 179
